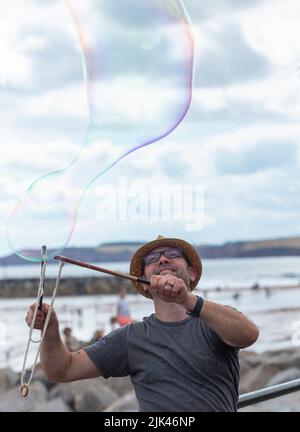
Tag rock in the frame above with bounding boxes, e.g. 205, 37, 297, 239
0, 381, 48, 412
267, 368, 300, 387
263, 351, 300, 371
247, 354, 264, 366
32, 398, 73, 412
49, 380, 95, 406
289, 352, 300, 369
239, 348, 300, 372
239, 364, 279, 394
49, 383, 74, 407
74, 386, 118, 412
32, 365, 57, 391
239, 356, 252, 377
49, 378, 118, 410
0, 368, 19, 392
239, 391, 300, 412
239, 351, 262, 368
103, 391, 139, 412
103, 376, 134, 397
264, 354, 292, 370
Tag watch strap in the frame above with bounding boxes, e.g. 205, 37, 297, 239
186, 296, 204, 318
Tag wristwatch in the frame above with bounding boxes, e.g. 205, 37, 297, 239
186, 295, 204, 318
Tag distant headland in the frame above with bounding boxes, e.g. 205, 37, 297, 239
1, 236, 300, 265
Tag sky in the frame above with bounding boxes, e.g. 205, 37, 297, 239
1, 0, 300, 260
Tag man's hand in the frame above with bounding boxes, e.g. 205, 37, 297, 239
149, 274, 190, 305
25, 303, 58, 334
25, 303, 101, 382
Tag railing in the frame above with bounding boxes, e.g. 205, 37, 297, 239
238, 378, 300, 409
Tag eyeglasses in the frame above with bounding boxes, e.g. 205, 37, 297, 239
143, 247, 185, 266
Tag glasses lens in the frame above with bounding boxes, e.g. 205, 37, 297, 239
143, 252, 160, 265
165, 248, 183, 259
143, 248, 184, 265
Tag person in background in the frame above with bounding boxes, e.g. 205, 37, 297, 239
90, 329, 105, 344
110, 316, 118, 330
116, 286, 133, 326
62, 327, 82, 352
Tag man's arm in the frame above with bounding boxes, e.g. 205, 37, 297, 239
26, 304, 101, 382
149, 274, 259, 349
184, 295, 259, 349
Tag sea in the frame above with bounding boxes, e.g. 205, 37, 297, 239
1, 256, 300, 371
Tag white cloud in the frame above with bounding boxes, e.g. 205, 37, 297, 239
0, 19, 32, 86
25, 84, 87, 119
238, 0, 300, 66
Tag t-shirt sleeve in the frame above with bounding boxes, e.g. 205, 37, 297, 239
84, 326, 130, 378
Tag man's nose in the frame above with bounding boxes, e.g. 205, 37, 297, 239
158, 253, 170, 264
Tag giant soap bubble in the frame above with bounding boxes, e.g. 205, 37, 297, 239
6, 0, 195, 261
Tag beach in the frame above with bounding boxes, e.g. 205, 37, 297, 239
1, 280, 300, 369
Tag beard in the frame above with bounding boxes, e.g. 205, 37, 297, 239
154, 265, 191, 290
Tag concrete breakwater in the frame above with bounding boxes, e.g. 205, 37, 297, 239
0, 277, 135, 298
2, 277, 298, 299
1, 348, 300, 412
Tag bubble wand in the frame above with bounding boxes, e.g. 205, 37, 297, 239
55, 255, 150, 285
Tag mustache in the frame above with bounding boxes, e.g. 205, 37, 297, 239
152, 265, 190, 288
154, 264, 178, 275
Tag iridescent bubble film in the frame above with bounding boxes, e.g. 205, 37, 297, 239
6, 0, 195, 261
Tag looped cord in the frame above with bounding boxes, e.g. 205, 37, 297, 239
20, 260, 64, 396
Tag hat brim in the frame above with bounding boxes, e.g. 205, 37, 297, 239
130, 238, 202, 299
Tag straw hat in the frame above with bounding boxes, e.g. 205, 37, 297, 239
130, 235, 202, 299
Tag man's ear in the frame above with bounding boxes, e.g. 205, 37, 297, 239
188, 267, 197, 282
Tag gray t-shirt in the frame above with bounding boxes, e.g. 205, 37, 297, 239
85, 314, 239, 412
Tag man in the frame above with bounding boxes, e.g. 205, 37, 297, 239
26, 235, 259, 412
